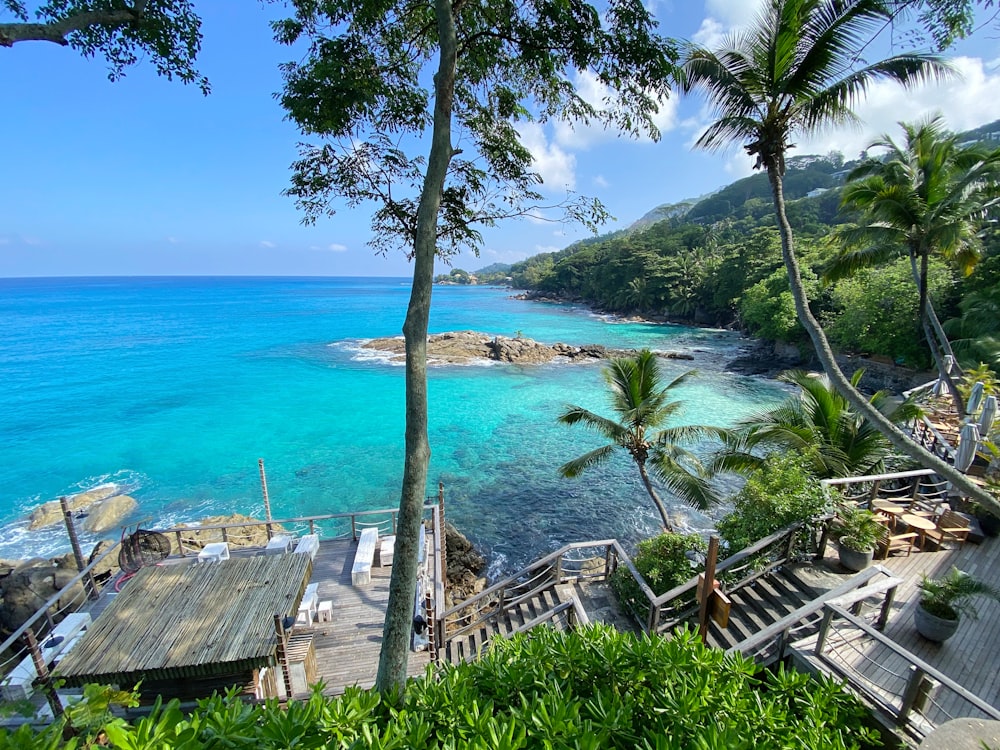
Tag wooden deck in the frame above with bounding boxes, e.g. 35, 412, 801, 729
291, 536, 432, 693
804, 534, 1000, 720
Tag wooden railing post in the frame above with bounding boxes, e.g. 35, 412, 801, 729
24, 627, 63, 719
424, 590, 437, 664
61, 496, 99, 600
899, 665, 936, 725
552, 553, 563, 584
273, 615, 294, 699
647, 603, 660, 634
604, 544, 614, 580
782, 526, 797, 563
877, 585, 897, 631
698, 536, 720, 644
815, 517, 832, 560
351, 515, 357, 541
175, 530, 185, 557
814, 606, 835, 655
868, 479, 882, 504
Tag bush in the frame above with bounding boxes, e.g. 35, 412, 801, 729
740, 266, 820, 343
718, 453, 829, 553
610, 532, 706, 617
5, 626, 881, 750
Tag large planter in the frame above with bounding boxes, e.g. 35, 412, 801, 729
914, 604, 960, 643
977, 512, 1000, 538
838, 546, 874, 572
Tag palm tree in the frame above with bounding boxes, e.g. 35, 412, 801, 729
680, 0, 999, 512
714, 369, 922, 479
830, 116, 1000, 411
558, 350, 717, 531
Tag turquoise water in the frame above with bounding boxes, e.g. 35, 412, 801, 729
0, 277, 786, 572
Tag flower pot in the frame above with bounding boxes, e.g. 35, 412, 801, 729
914, 604, 960, 642
838, 546, 873, 572
977, 512, 1000, 538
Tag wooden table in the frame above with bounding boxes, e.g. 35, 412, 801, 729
872, 500, 905, 529
901, 513, 937, 549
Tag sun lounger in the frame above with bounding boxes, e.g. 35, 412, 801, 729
264, 534, 294, 555
294, 534, 319, 561
352, 527, 378, 586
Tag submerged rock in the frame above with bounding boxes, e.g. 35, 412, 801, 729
81, 494, 138, 533
177, 514, 287, 550
28, 485, 121, 530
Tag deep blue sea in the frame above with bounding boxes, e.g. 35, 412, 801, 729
0, 277, 787, 573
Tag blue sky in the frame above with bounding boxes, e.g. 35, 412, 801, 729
2, 0, 999, 278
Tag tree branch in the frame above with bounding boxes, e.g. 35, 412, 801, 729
0, 1, 146, 47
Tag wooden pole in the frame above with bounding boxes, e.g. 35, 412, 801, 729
258, 459, 272, 522
698, 535, 720, 644
24, 627, 63, 718
438, 482, 447, 604
60, 496, 98, 600
273, 614, 294, 699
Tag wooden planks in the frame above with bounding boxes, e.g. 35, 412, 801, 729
57, 553, 312, 686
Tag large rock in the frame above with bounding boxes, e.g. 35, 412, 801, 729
81, 494, 138, 533
177, 514, 287, 551
28, 485, 122, 530
0, 565, 84, 634
88, 540, 120, 584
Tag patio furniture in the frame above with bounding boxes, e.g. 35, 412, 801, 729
197, 542, 230, 563
316, 600, 333, 623
923, 509, 971, 549
900, 513, 937, 549
871, 499, 905, 530
296, 582, 319, 625
2, 613, 91, 701
875, 525, 918, 560
352, 527, 378, 586
294, 534, 320, 561
380, 535, 395, 566
264, 535, 294, 555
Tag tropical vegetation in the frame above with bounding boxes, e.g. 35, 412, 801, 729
713, 370, 922, 479
831, 116, 1000, 411
3, 626, 883, 750
610, 531, 706, 617
716, 453, 829, 553
918, 567, 1000, 621
558, 350, 718, 531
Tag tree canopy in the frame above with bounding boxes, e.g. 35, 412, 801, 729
1, 1, 208, 92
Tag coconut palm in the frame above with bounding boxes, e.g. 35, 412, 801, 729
558, 350, 717, 531
714, 369, 922, 479
680, 0, 998, 512
830, 116, 1000, 411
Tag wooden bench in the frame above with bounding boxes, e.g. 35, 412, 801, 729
264, 534, 294, 555
380, 535, 396, 566
296, 582, 320, 625
294, 534, 320, 561
352, 528, 378, 586
1, 613, 91, 701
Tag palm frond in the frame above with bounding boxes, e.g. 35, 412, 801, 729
558, 406, 627, 442
558, 444, 617, 479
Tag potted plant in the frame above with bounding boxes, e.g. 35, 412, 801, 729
836, 507, 882, 572
915, 567, 1000, 643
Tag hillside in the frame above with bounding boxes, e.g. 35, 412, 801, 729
474, 118, 1000, 370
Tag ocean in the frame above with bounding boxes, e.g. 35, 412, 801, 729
0, 276, 786, 573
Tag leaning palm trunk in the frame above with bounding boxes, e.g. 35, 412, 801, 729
767, 170, 999, 514
637, 461, 675, 532
909, 252, 964, 414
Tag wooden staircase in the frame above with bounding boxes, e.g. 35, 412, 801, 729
705, 567, 822, 651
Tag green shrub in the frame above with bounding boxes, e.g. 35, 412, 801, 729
5, 626, 881, 750
740, 266, 819, 343
718, 453, 829, 553
610, 532, 706, 618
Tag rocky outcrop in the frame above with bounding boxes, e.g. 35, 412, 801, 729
177, 514, 287, 550
29, 485, 121, 529
0, 559, 85, 633
443, 522, 488, 610
81, 494, 138, 533
362, 331, 694, 366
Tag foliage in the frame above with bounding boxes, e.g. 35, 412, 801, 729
610, 532, 705, 613
826, 256, 954, 367
716, 453, 829, 553
958, 363, 999, 400
5, 626, 883, 749
836, 507, 882, 552
740, 267, 818, 343
714, 369, 922, 480
945, 288, 1000, 369
919, 566, 1000, 621
0, 1, 208, 93
558, 350, 719, 530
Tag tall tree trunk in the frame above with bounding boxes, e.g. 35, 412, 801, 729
766, 168, 999, 515
909, 251, 964, 414
636, 460, 675, 532
375, 0, 457, 694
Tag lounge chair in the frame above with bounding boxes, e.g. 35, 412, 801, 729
876, 525, 918, 560
923, 509, 971, 549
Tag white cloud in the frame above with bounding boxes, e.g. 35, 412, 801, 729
518, 123, 577, 191
593, 175, 610, 188
535, 244, 561, 254
327, 243, 348, 252
692, 17, 727, 49
259, 240, 276, 248
796, 57, 1000, 160
166, 236, 180, 245
705, 0, 764, 28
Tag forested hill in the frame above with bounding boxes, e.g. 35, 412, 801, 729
470, 120, 1000, 370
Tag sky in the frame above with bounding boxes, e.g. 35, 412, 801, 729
2, 0, 999, 278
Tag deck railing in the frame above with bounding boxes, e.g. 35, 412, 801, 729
821, 469, 949, 510
728, 565, 900, 665
812, 603, 1000, 741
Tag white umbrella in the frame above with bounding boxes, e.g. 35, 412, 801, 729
968, 381, 985, 415
955, 422, 981, 472
979, 395, 997, 437
934, 355, 957, 396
